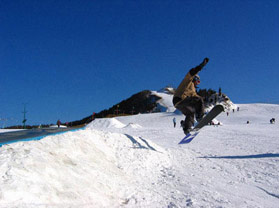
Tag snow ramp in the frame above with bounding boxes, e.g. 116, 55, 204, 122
87, 117, 126, 129
0, 128, 171, 207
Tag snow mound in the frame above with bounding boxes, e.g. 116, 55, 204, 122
123, 123, 142, 129
87, 118, 126, 129
49, 125, 67, 128
0, 129, 170, 207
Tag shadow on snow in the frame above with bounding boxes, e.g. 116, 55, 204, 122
124, 134, 158, 152
199, 153, 279, 159
257, 186, 279, 199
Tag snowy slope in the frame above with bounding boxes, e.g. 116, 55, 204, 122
0, 103, 279, 208
151, 90, 176, 112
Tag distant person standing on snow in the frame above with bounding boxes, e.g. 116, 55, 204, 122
57, 119, 61, 128
173, 117, 176, 128
173, 58, 209, 134
270, 118, 275, 124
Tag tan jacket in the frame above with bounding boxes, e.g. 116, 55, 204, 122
174, 72, 199, 100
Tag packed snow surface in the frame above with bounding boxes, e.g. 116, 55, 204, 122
0, 129, 25, 133
151, 91, 176, 112
0, 104, 279, 208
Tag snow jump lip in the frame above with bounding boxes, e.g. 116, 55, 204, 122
0, 127, 84, 147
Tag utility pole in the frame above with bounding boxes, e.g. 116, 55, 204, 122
22, 104, 27, 129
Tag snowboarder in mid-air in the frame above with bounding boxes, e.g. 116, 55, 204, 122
173, 57, 209, 134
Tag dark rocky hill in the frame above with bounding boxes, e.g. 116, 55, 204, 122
69, 90, 162, 126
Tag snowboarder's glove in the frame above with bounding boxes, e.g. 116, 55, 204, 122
189, 57, 209, 76
200, 57, 209, 67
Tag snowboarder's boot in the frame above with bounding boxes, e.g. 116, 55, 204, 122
183, 128, 190, 135
180, 120, 189, 135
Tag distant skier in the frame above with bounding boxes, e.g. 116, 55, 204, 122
270, 118, 275, 124
57, 119, 61, 128
173, 117, 176, 128
173, 57, 209, 134
92, 112, 96, 121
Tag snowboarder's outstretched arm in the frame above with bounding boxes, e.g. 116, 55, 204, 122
189, 58, 209, 76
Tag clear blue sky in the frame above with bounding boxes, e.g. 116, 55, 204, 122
1, 0, 279, 127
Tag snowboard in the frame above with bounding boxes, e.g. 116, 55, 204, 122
178, 104, 224, 144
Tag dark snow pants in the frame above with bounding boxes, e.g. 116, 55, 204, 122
173, 96, 204, 131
